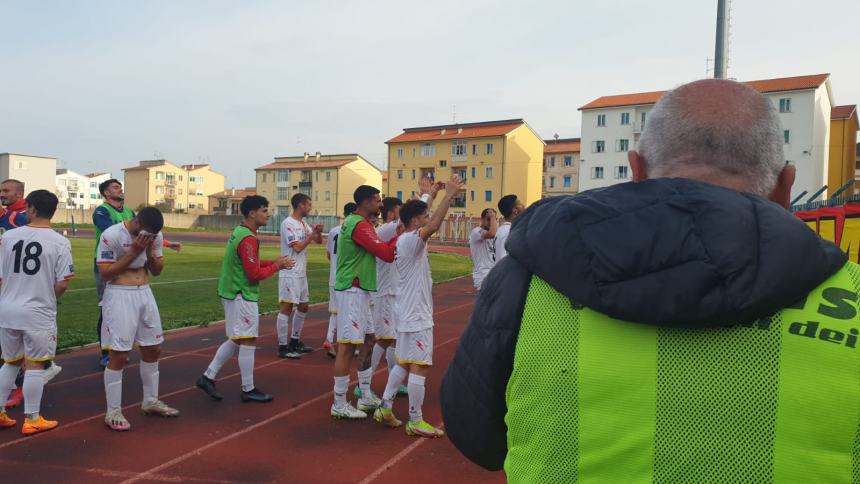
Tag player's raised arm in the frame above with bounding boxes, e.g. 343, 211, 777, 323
419, 175, 464, 242
98, 233, 154, 281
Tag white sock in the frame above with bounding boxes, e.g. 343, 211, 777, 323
0, 363, 19, 411
407, 373, 426, 423
370, 344, 385, 374
333, 375, 349, 407
238, 345, 255, 392
290, 310, 306, 341
104, 368, 123, 412
382, 365, 407, 408
139, 361, 159, 405
386, 346, 396, 373
276, 313, 290, 346
357, 367, 373, 400
326, 313, 337, 343
204, 340, 238, 380
23, 369, 46, 418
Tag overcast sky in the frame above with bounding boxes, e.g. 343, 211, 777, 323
1, 0, 857, 188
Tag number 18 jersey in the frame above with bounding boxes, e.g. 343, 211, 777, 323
0, 226, 75, 331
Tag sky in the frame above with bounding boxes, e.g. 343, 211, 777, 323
1, 0, 858, 188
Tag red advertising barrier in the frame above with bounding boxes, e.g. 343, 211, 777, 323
795, 204, 860, 263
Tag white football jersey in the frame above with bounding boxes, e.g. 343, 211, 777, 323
494, 223, 512, 261
96, 222, 164, 278
327, 224, 342, 287
280, 216, 312, 278
394, 230, 433, 332
0, 226, 74, 330
375, 221, 400, 296
469, 226, 495, 277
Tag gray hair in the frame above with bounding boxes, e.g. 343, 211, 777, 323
638, 80, 784, 197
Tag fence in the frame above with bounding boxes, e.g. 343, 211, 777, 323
436, 216, 481, 244
260, 213, 342, 235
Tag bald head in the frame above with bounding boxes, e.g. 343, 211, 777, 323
0, 179, 24, 207
634, 79, 786, 198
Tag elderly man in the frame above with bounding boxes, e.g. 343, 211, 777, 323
441, 79, 856, 482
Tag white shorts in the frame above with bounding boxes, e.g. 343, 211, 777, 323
473, 270, 489, 290
328, 286, 338, 315
101, 285, 164, 352
223, 295, 259, 340
395, 328, 433, 366
336, 288, 373, 345
371, 294, 396, 340
0, 328, 56, 363
279, 276, 309, 304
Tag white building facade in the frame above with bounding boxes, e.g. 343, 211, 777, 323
55, 169, 112, 209
578, 74, 834, 202
0, 153, 58, 194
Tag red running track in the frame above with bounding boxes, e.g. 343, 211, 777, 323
0, 276, 504, 484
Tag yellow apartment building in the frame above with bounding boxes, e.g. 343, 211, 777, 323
829, 105, 859, 197
255, 153, 382, 216
122, 160, 226, 214
543, 137, 581, 197
386, 119, 544, 218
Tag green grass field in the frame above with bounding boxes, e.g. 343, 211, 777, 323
58, 238, 473, 350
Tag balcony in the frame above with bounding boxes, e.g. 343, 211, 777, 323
299, 180, 313, 189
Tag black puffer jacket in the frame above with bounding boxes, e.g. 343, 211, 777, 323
440, 178, 846, 470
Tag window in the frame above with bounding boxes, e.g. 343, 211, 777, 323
563, 175, 572, 188
189, 203, 197, 209
591, 167, 604, 179
550, 156, 556, 168
615, 166, 629, 179
325, 191, 331, 201
277, 170, 289, 182
452, 141, 467, 157
90, 194, 97, 199
155, 171, 165, 180
90, 181, 97, 188
277, 187, 289, 200
593, 140, 605, 153
485, 191, 493, 202
412, 148, 416, 158
454, 167, 467, 181
641, 111, 647, 129
621, 112, 630, 125
616, 139, 629, 151
397, 148, 404, 159
412, 169, 416, 180
472, 144, 477, 155
326, 171, 331, 181
471, 167, 476, 179
196, 191, 204, 196
597, 114, 606, 127
262, 173, 267, 183
485, 167, 493, 179
564, 156, 572, 167
486, 143, 494, 155
397, 170, 404, 180
784, 130, 791, 144
779, 98, 792, 113
155, 186, 164, 194
439, 160, 447, 168
396, 191, 403, 200
549, 176, 556, 188
315, 172, 319, 182
179, 175, 184, 182
421, 143, 435, 157
470, 191, 475, 202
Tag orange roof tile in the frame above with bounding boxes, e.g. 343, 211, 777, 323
210, 188, 256, 198
543, 138, 581, 154
579, 74, 831, 110
387, 119, 524, 144
832, 105, 857, 120
255, 158, 356, 171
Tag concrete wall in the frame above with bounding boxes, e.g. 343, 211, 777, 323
52, 207, 216, 229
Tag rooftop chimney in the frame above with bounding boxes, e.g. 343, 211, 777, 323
315, 151, 321, 162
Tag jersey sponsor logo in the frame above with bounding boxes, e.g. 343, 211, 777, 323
288, 235, 297, 243
101, 250, 115, 260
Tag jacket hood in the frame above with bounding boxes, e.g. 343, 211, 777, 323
506, 178, 847, 328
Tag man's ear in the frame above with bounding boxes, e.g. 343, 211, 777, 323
628, 151, 648, 183
769, 164, 796, 209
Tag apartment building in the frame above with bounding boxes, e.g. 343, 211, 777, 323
578, 74, 834, 201
386, 119, 544, 217
209, 187, 256, 215
55, 169, 112, 209
255, 153, 382, 216
543, 138, 581, 197
122, 160, 225, 213
0, 153, 57, 194
829, 105, 859, 197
